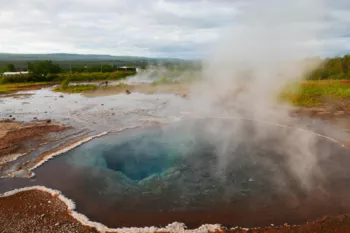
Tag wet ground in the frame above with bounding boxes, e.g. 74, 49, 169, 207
0, 88, 191, 177
1, 86, 350, 232
0, 88, 189, 129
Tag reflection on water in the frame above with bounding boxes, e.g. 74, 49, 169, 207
1, 119, 350, 228
0, 88, 189, 132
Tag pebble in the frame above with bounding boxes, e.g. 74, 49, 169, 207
334, 111, 345, 116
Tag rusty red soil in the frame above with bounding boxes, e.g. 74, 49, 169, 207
210, 215, 350, 233
1, 189, 350, 233
0, 120, 68, 159
0, 190, 97, 233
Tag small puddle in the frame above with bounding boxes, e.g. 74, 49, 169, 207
0, 119, 350, 228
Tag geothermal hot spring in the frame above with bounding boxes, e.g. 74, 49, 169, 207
1, 119, 350, 228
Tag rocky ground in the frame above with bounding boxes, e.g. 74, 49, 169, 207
213, 216, 350, 233
0, 120, 67, 164
1, 189, 350, 233
0, 189, 97, 233
1, 85, 350, 232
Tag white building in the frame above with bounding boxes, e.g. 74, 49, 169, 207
2, 71, 29, 76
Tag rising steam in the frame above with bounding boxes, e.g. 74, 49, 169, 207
187, 0, 332, 190
126, 0, 341, 191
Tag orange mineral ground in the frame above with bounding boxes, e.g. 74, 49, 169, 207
1, 188, 350, 233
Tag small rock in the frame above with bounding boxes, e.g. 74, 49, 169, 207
111, 113, 115, 116
335, 111, 345, 116
54, 222, 60, 227
9, 115, 12, 117
248, 178, 254, 182
33, 117, 38, 120
12, 118, 16, 121
46, 119, 52, 123
126, 90, 131, 95
101, 104, 104, 106
59, 95, 64, 98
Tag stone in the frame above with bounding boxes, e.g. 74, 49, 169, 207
334, 111, 345, 116
126, 90, 131, 95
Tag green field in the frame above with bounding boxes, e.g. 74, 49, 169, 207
53, 84, 98, 93
0, 82, 52, 94
280, 80, 350, 107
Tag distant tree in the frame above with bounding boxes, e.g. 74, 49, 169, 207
86, 65, 101, 73
28, 60, 61, 76
343, 55, 350, 73
5, 64, 16, 72
310, 57, 345, 80
102, 64, 113, 73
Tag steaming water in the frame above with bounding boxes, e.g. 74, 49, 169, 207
1, 119, 350, 228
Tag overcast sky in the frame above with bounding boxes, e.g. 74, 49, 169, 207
0, 0, 350, 59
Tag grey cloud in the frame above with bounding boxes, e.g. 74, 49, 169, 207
0, 0, 349, 58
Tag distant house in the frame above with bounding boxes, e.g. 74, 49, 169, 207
116, 66, 138, 72
3, 71, 29, 76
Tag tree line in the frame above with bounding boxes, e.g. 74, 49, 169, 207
306, 55, 350, 80
0, 60, 137, 74
2, 55, 350, 82
0, 60, 136, 84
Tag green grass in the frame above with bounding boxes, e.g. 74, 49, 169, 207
280, 80, 350, 107
58, 71, 135, 82
0, 71, 136, 84
53, 82, 132, 94
0, 82, 51, 94
53, 84, 97, 93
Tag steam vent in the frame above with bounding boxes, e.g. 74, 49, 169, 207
1, 119, 350, 228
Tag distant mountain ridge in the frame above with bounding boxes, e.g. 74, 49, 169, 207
0, 53, 183, 62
